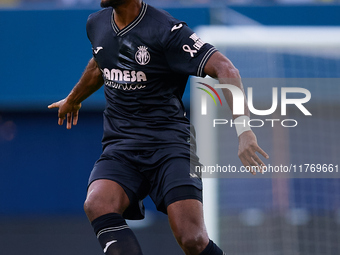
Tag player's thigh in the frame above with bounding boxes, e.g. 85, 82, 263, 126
167, 199, 209, 248
84, 179, 130, 221
147, 147, 203, 213
84, 149, 148, 221
167, 199, 206, 234
157, 146, 202, 193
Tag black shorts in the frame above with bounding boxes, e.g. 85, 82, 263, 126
88, 145, 203, 220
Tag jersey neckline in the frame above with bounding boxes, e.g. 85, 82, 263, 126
111, 1, 148, 37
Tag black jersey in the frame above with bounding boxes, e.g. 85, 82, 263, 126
86, 2, 217, 150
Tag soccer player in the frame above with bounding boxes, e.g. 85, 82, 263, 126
48, 0, 269, 254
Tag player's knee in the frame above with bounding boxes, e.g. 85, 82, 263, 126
176, 231, 207, 254
83, 194, 125, 220
84, 181, 130, 220
83, 195, 103, 218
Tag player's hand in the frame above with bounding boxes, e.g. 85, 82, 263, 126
48, 99, 81, 129
238, 130, 269, 175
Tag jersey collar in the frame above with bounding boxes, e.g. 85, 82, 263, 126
111, 1, 148, 37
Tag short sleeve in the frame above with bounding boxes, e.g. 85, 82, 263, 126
164, 23, 217, 77
86, 14, 96, 57
86, 13, 94, 43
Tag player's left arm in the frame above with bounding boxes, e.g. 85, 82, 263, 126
204, 51, 269, 174
48, 58, 103, 129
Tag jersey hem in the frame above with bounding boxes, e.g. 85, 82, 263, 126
102, 142, 190, 152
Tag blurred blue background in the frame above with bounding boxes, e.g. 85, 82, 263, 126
1, 1, 340, 255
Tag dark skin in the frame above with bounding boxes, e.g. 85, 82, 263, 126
48, 58, 103, 129
204, 51, 269, 172
48, 1, 268, 254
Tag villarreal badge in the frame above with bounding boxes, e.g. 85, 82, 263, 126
135, 46, 151, 65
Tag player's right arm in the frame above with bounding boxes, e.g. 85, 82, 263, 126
204, 51, 269, 174
48, 57, 103, 129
